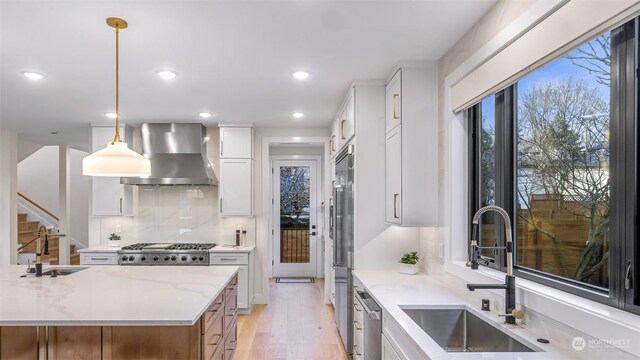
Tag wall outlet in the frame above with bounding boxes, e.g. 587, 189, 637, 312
115, 224, 122, 234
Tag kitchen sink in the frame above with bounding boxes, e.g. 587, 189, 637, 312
401, 306, 538, 353
41, 267, 89, 276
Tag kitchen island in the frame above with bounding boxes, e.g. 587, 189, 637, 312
0, 265, 238, 359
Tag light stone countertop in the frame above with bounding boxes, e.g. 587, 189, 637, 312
352, 270, 636, 360
77, 244, 255, 253
0, 265, 237, 326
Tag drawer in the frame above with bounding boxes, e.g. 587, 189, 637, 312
210, 253, 248, 265
80, 253, 118, 265
224, 287, 238, 334
353, 297, 364, 325
224, 318, 238, 360
353, 324, 365, 359
203, 292, 225, 335
203, 309, 224, 359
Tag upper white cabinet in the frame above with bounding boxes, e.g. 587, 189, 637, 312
219, 125, 254, 216
220, 159, 254, 216
386, 70, 402, 132
384, 65, 438, 226
330, 88, 355, 157
220, 126, 254, 159
385, 126, 402, 225
91, 125, 134, 216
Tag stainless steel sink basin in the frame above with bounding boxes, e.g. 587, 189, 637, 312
41, 267, 89, 276
401, 306, 537, 353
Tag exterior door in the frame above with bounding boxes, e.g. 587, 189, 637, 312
273, 160, 318, 277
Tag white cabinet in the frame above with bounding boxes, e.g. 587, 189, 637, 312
384, 65, 438, 226
91, 125, 134, 216
330, 88, 356, 158
385, 126, 402, 224
219, 126, 254, 159
80, 252, 118, 265
219, 159, 254, 216
210, 251, 254, 310
218, 125, 255, 216
382, 334, 403, 360
386, 70, 402, 132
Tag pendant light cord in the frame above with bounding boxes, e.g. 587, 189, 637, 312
113, 26, 122, 144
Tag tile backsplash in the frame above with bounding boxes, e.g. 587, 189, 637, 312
99, 186, 254, 245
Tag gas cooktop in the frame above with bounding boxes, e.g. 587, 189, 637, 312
118, 243, 217, 265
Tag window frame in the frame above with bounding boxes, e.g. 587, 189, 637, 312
468, 18, 640, 313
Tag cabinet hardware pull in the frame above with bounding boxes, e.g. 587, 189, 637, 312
220, 140, 223, 157
329, 139, 333, 155
340, 120, 346, 140
91, 257, 109, 261
393, 94, 399, 119
331, 135, 336, 151
354, 320, 362, 330
625, 260, 633, 290
219, 198, 223, 213
393, 193, 400, 219
354, 304, 362, 312
119, 198, 123, 213
207, 334, 223, 345
220, 258, 237, 261
354, 344, 362, 356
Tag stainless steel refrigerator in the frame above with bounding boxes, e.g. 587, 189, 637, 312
333, 145, 354, 354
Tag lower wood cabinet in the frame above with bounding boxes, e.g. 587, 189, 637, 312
0, 274, 239, 360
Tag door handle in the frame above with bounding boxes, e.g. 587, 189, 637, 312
311, 232, 316, 236
119, 198, 123, 213
393, 94, 399, 119
219, 198, 222, 213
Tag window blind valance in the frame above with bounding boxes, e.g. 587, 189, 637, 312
451, 0, 640, 113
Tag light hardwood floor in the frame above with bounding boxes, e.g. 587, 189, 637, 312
236, 278, 350, 360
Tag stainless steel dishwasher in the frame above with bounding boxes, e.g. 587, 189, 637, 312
354, 289, 382, 360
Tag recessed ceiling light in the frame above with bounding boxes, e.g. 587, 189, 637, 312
292, 71, 310, 80
22, 72, 45, 80
157, 71, 177, 80
199, 112, 212, 119
104, 112, 117, 119
292, 112, 305, 119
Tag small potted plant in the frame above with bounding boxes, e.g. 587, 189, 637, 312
108, 233, 121, 247
399, 251, 420, 275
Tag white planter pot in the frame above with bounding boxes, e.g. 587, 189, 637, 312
108, 240, 121, 247
399, 263, 419, 275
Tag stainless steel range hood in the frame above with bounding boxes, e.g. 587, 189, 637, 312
121, 123, 217, 186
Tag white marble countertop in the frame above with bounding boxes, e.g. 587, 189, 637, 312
352, 270, 635, 360
77, 244, 255, 253
0, 265, 237, 326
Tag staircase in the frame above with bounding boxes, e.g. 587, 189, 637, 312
18, 213, 80, 265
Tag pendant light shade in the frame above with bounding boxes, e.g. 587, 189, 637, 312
83, 142, 150, 177
83, 17, 151, 177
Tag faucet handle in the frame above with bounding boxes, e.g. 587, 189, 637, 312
499, 309, 525, 320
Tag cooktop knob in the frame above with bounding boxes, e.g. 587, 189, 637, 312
171, 256, 177, 261
153, 256, 159, 261
140, 256, 146, 261
121, 256, 128, 261
128, 256, 135, 261
199, 256, 205, 261
191, 256, 198, 261
181, 256, 187, 261
164, 256, 170, 261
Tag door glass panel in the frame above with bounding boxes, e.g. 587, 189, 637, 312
279, 166, 311, 264
516, 33, 611, 289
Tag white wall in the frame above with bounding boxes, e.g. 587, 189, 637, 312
17, 145, 90, 246
0, 131, 18, 265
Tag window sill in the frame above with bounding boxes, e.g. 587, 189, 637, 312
446, 260, 640, 356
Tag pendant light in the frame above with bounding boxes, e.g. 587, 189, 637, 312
83, 17, 151, 177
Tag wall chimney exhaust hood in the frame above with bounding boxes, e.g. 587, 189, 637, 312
121, 123, 217, 186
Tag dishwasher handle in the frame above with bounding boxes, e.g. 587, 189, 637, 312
355, 290, 381, 320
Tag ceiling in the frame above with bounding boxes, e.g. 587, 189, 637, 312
0, 0, 496, 150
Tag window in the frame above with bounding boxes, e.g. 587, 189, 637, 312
469, 19, 639, 313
